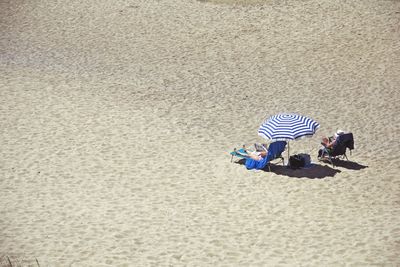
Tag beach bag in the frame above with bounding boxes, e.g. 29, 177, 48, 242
289, 154, 305, 169
298, 153, 311, 167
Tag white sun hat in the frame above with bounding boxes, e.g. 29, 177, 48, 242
335, 129, 345, 138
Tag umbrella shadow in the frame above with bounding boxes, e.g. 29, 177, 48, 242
234, 160, 340, 179
329, 159, 368, 170
270, 164, 341, 179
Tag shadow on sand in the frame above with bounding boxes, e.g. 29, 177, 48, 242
328, 159, 369, 170
234, 160, 341, 179
270, 164, 341, 179
234, 159, 368, 179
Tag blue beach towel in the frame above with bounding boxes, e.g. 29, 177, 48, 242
230, 148, 248, 159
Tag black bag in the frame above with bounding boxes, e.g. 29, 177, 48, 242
289, 154, 305, 169
298, 153, 311, 167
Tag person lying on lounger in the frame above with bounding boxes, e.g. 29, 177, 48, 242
234, 144, 268, 161
245, 150, 268, 161
231, 141, 287, 170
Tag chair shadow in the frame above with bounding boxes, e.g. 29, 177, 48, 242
234, 160, 341, 179
329, 159, 368, 170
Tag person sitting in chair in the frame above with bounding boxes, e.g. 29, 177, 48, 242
318, 130, 345, 158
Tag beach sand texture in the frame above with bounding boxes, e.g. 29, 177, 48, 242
1, 0, 400, 265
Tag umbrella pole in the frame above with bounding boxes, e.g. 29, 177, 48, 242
287, 142, 290, 162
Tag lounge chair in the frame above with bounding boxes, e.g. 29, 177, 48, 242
319, 132, 354, 167
230, 141, 287, 171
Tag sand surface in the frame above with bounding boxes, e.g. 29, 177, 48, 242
1, 0, 400, 266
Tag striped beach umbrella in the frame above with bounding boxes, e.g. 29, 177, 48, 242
258, 113, 320, 157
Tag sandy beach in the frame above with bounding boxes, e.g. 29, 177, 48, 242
1, 0, 400, 266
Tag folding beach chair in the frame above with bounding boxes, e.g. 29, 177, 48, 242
230, 141, 287, 171
263, 141, 287, 171
319, 132, 354, 167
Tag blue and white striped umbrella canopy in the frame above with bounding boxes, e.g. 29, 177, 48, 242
258, 113, 320, 141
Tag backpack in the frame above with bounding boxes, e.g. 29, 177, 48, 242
298, 153, 311, 167
289, 154, 305, 169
